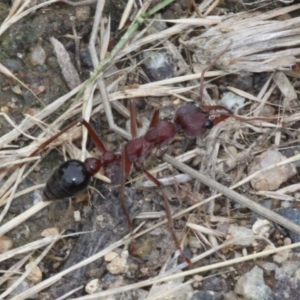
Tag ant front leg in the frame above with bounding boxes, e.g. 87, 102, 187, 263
201, 105, 234, 127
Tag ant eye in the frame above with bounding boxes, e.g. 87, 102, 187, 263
204, 119, 213, 129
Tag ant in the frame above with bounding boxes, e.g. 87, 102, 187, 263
30, 48, 265, 266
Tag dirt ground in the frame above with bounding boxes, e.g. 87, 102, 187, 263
1, 0, 300, 299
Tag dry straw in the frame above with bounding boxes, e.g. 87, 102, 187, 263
1, 0, 300, 298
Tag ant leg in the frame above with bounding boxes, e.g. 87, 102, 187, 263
31, 119, 108, 157
149, 109, 160, 129
119, 146, 134, 231
30, 120, 81, 157
201, 105, 235, 126
141, 165, 192, 266
212, 115, 230, 126
129, 100, 138, 139
129, 100, 160, 135
199, 42, 231, 104
202, 106, 269, 124
79, 119, 107, 153
202, 105, 234, 115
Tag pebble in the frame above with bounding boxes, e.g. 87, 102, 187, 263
277, 208, 300, 247
85, 279, 100, 294
139, 50, 174, 82
234, 266, 273, 300
275, 260, 300, 280
75, 5, 90, 22
221, 92, 245, 111
106, 256, 128, 274
226, 225, 255, 246
29, 43, 46, 66
249, 150, 296, 191
273, 249, 290, 264
25, 261, 42, 283
0, 235, 14, 253
252, 219, 272, 236
187, 290, 223, 300
105, 251, 118, 262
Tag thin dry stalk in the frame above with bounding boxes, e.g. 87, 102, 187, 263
1, 0, 300, 298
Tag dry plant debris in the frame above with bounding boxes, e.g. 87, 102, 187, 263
1, 0, 300, 299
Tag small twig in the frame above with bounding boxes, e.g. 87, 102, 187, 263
59, 0, 97, 6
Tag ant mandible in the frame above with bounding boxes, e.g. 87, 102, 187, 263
31, 47, 257, 266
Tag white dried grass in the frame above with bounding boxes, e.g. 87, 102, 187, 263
1, 0, 300, 298
181, 4, 300, 73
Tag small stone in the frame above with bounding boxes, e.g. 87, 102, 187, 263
1, 106, 9, 114
188, 235, 202, 249
278, 208, 300, 251
221, 92, 245, 111
284, 237, 292, 245
106, 133, 118, 143
252, 219, 272, 236
262, 262, 277, 271
257, 105, 275, 117
105, 251, 118, 262
139, 50, 174, 82
107, 256, 128, 274
234, 266, 273, 300
187, 290, 223, 300
25, 260, 43, 283
75, 5, 91, 22
11, 85, 22, 94
249, 150, 296, 191
275, 260, 300, 280
29, 43, 46, 66
223, 291, 239, 300
41, 227, 59, 237
226, 225, 255, 246
0, 235, 13, 253
74, 210, 81, 222
273, 249, 290, 264
85, 279, 100, 294
121, 250, 129, 259
23, 108, 39, 116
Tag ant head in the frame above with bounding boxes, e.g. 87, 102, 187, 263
174, 103, 214, 138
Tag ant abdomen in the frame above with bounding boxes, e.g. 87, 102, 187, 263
43, 159, 92, 201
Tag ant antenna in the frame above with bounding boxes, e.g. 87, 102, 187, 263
199, 42, 232, 105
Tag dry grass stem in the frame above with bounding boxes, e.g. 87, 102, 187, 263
2, 0, 300, 298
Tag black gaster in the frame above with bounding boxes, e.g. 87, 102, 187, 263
43, 159, 91, 200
